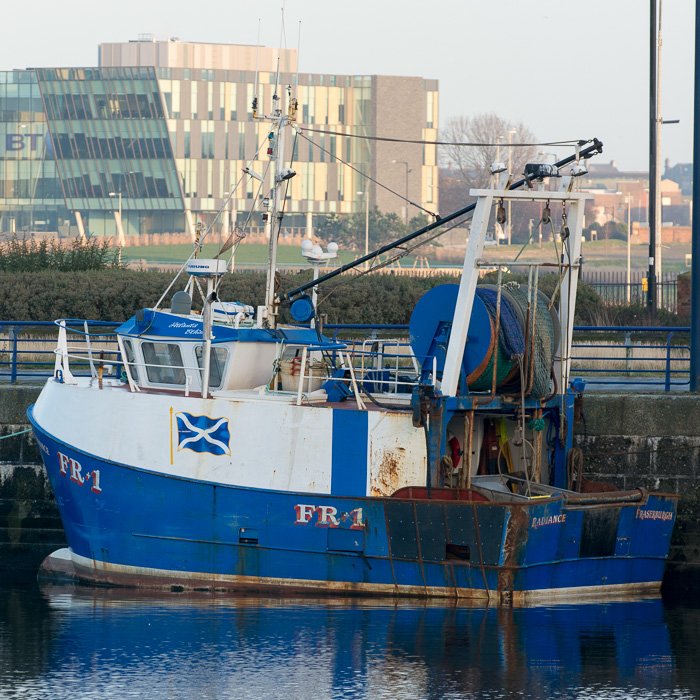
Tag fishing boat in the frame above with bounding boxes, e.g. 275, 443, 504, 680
29, 89, 678, 602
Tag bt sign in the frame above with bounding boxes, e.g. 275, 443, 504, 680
4, 133, 54, 157
6, 133, 43, 150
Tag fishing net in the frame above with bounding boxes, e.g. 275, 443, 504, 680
468, 288, 525, 393
467, 285, 554, 399
476, 288, 525, 358
505, 287, 555, 398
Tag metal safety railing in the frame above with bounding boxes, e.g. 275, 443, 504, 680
0, 320, 122, 383
581, 270, 680, 313
323, 324, 691, 392
569, 325, 690, 391
0, 321, 692, 392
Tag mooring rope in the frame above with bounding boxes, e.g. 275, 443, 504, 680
0, 428, 32, 440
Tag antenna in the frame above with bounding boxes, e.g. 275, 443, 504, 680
252, 19, 261, 119
295, 21, 301, 100
273, 2, 286, 116
286, 20, 300, 122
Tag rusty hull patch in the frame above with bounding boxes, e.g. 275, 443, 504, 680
369, 413, 425, 496
498, 505, 529, 596
371, 450, 402, 497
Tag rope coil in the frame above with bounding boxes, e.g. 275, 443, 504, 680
467, 285, 555, 399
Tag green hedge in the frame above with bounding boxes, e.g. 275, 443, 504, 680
0, 268, 604, 325
0, 236, 120, 272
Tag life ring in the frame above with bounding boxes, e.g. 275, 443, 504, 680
447, 431, 462, 471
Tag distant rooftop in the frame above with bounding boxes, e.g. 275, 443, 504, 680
99, 38, 297, 74
588, 160, 647, 179
587, 160, 620, 174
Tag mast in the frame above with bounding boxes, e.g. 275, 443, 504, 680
261, 8, 298, 328
262, 87, 289, 329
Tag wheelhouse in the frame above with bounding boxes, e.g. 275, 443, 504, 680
114, 307, 344, 397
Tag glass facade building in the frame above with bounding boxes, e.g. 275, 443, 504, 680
0, 40, 438, 240
0, 70, 64, 235
0, 68, 185, 238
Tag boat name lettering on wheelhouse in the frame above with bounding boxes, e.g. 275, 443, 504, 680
294, 504, 364, 529
57, 452, 102, 493
531, 514, 566, 529
636, 509, 673, 522
168, 321, 200, 334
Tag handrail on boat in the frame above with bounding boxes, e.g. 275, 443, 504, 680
563, 489, 647, 507
52, 319, 119, 338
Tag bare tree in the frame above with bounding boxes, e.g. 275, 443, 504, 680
440, 114, 539, 193
439, 113, 541, 241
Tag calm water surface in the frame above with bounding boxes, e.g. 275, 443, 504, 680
0, 577, 698, 700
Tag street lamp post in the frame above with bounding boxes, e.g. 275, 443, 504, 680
18, 125, 29, 231
649, 0, 662, 311
493, 136, 503, 189
109, 191, 125, 247
507, 128, 517, 245
357, 190, 369, 269
223, 191, 237, 271
626, 194, 632, 302
391, 159, 411, 225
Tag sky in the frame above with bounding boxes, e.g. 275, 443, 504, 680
2, 0, 695, 172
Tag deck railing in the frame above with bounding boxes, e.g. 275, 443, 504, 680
0, 321, 691, 392
0, 320, 122, 383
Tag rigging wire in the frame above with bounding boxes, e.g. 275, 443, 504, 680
153, 135, 270, 310
214, 149, 275, 296
557, 206, 575, 450
293, 126, 438, 219
311, 192, 547, 308
298, 126, 591, 149
282, 138, 602, 303
313, 215, 468, 308
214, 169, 254, 255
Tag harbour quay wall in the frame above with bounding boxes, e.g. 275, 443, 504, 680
575, 394, 700, 591
0, 385, 66, 573
1, 386, 699, 590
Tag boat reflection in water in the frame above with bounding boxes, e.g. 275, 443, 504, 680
19, 584, 694, 699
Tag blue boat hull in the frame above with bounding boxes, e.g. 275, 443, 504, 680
29, 407, 678, 601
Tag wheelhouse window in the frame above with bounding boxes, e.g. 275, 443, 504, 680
122, 338, 139, 381
141, 342, 186, 385
195, 346, 228, 389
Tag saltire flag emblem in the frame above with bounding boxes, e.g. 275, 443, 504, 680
176, 412, 231, 456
